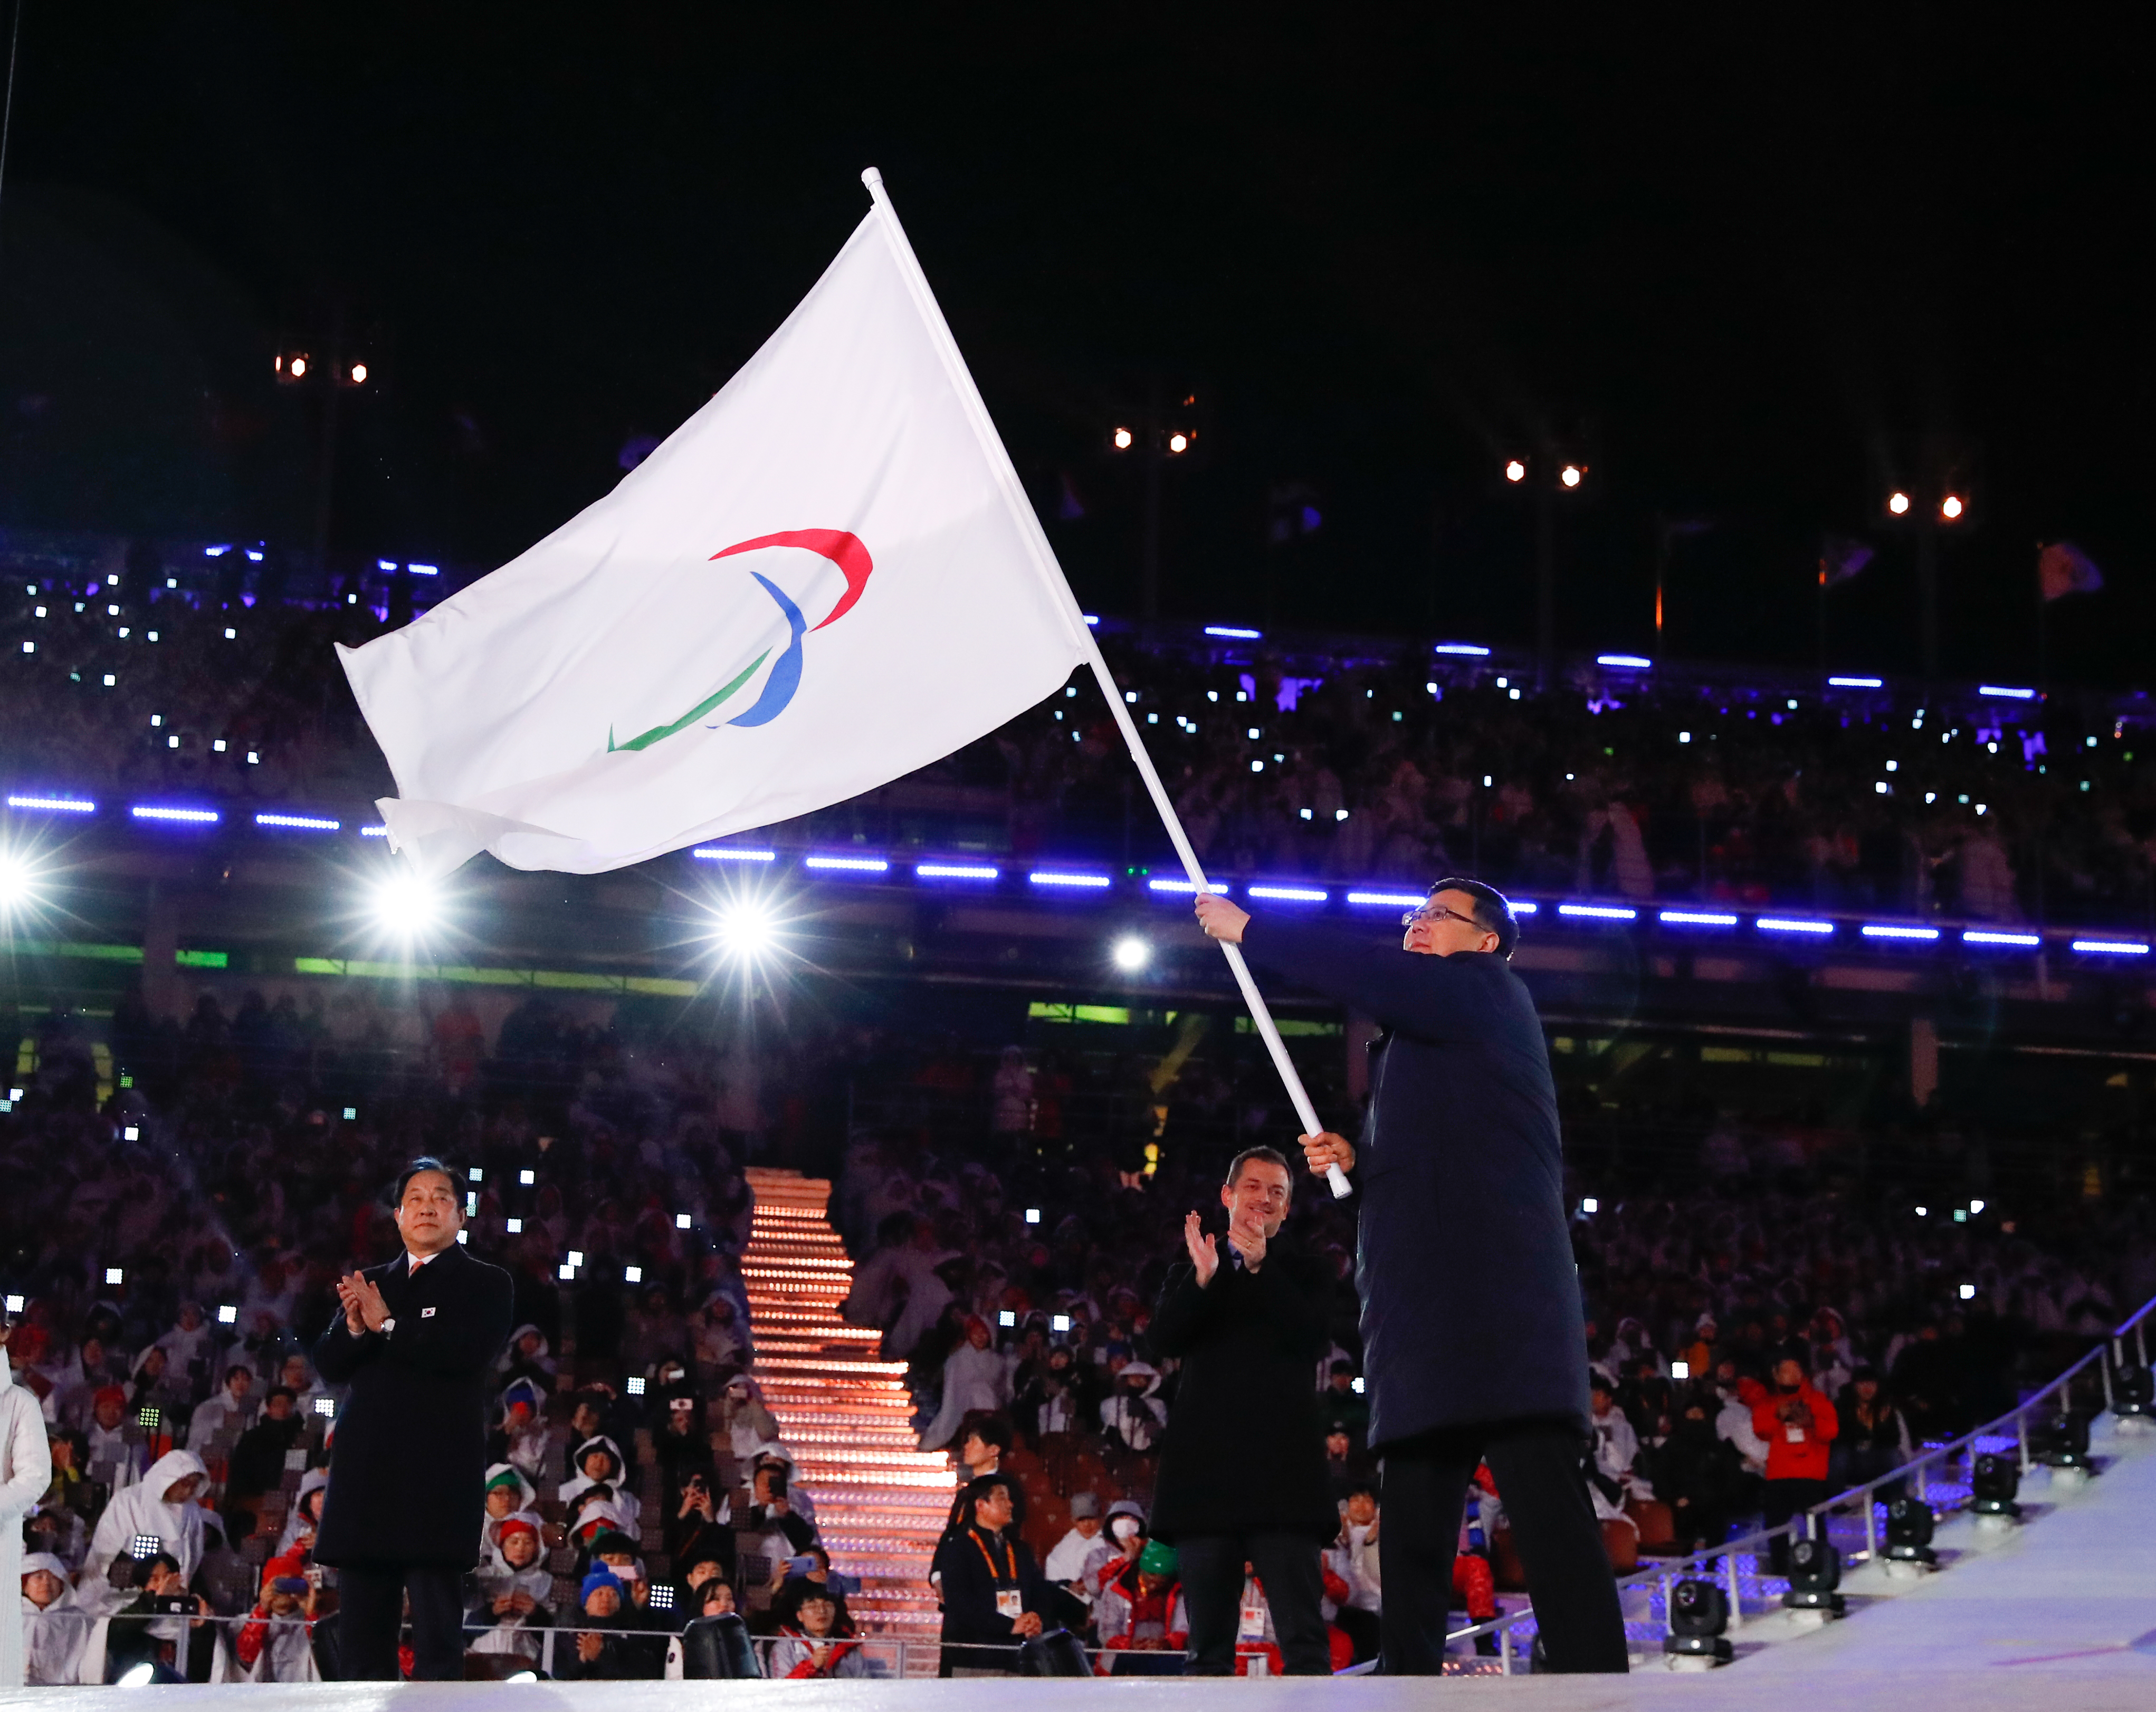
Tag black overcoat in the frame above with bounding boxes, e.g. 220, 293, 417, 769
1244, 917, 1590, 1447
1145, 1239, 1338, 1544
312, 1241, 516, 1568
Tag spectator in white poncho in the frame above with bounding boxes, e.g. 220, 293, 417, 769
3, 1324, 57, 1688
81, 1448, 209, 1602
920, 1318, 1013, 1450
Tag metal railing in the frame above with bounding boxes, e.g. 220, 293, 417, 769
31, 1609, 1191, 1683
1445, 1289, 2156, 1673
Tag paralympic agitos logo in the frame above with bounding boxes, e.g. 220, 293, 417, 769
606, 529, 874, 753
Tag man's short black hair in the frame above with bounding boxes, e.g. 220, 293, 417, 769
392, 1155, 470, 1207
961, 1412, 1013, 1453
1224, 1145, 1293, 1188
1344, 1477, 1380, 1501
266, 1386, 295, 1405
965, 1472, 1014, 1516
1329, 1359, 1357, 1375
1428, 877, 1520, 960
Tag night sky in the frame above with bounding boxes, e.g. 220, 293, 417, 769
0, 7, 2147, 684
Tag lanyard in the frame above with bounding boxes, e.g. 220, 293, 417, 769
970, 1530, 1015, 1582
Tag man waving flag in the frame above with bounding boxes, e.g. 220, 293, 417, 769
340, 173, 1086, 878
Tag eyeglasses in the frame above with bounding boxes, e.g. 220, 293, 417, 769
1401, 903, 1481, 931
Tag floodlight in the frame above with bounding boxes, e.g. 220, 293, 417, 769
1939, 493, 1964, 521
217, 1305, 237, 1324
1887, 490, 1911, 515
1112, 426, 1133, 449
1580, 1198, 1599, 1214
1662, 1579, 1732, 1662
117, 1661, 160, 1687
1970, 1451, 2021, 1517
1025, 1208, 1041, 1224
505, 1218, 523, 1233
1671, 1360, 1690, 1380
998, 1310, 1016, 1327
626, 1375, 646, 1395
520, 1169, 536, 1185
715, 900, 777, 959
371, 868, 440, 934
349, 362, 368, 384
0, 854, 39, 912
313, 1396, 335, 1418
131, 1534, 163, 1560
137, 1407, 160, 1430
1883, 1495, 1936, 1564
1503, 458, 1526, 482
1167, 433, 1188, 453
106, 1268, 124, 1285
625, 1266, 643, 1283
288, 356, 308, 378
1111, 936, 1150, 972
1051, 1314, 1071, 1333
1781, 1537, 1845, 1616
1559, 464, 1583, 489
676, 1212, 692, 1229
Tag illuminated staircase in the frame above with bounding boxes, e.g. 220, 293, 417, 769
741, 1168, 953, 1673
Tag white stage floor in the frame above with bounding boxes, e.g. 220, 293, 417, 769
10, 1423, 2152, 1712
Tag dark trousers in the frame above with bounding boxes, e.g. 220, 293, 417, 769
1176, 1531, 1331, 1675
1761, 1477, 1830, 1572
336, 1564, 466, 1680
1378, 1419, 1627, 1675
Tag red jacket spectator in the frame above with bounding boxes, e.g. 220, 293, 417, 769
1753, 1378, 1838, 1482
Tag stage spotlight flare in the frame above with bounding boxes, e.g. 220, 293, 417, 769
1888, 490, 1911, 515
1504, 458, 1526, 482
1940, 493, 1964, 520
1168, 433, 1188, 453
1112, 426, 1133, 449
371, 869, 440, 934
1111, 935, 1150, 972
716, 901, 777, 959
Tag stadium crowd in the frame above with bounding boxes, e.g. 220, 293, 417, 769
5, 572, 2155, 929
7, 951, 2144, 1680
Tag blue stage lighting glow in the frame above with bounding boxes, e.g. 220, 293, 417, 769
1963, 930, 2041, 948
1028, 871, 1112, 889
692, 846, 775, 862
1148, 878, 1232, 894
1083, 614, 1099, 626
203, 544, 232, 558
1977, 685, 2037, 700
1827, 676, 1885, 688
1757, 917, 1835, 935
1659, 911, 1739, 927
1596, 655, 1652, 670
377, 559, 398, 571
1862, 923, 1940, 941
255, 813, 341, 831
2072, 939, 2150, 957
7, 795, 95, 814
1433, 643, 1492, 656
916, 863, 1000, 880
131, 805, 220, 824
1204, 626, 1262, 639
1559, 903, 1638, 920
408, 563, 439, 576
1246, 885, 1328, 902
360, 826, 389, 837
803, 854, 889, 873
1347, 891, 1424, 907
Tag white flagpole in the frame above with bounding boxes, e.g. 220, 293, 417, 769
862, 167, 1351, 1199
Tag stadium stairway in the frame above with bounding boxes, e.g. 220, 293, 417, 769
739, 1167, 955, 1674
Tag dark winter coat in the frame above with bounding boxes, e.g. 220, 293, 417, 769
311, 1242, 516, 1568
1243, 917, 1590, 1446
1145, 1239, 1338, 1544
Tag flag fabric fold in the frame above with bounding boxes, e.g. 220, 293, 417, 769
2038, 541, 2103, 602
339, 206, 1086, 878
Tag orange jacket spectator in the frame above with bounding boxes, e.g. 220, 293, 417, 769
1753, 1379, 1838, 1481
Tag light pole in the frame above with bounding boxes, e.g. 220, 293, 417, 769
276, 312, 378, 578
1883, 483, 1968, 681
1110, 386, 1196, 627
1502, 454, 1589, 690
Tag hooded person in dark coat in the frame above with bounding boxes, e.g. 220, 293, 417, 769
1197, 881, 1626, 1676
313, 1158, 515, 1680
1146, 1144, 1336, 1675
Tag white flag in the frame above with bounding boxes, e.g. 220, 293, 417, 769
339, 186, 1086, 878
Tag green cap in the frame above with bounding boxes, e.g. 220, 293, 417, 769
1138, 1538, 1178, 1577
486, 1469, 524, 1492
